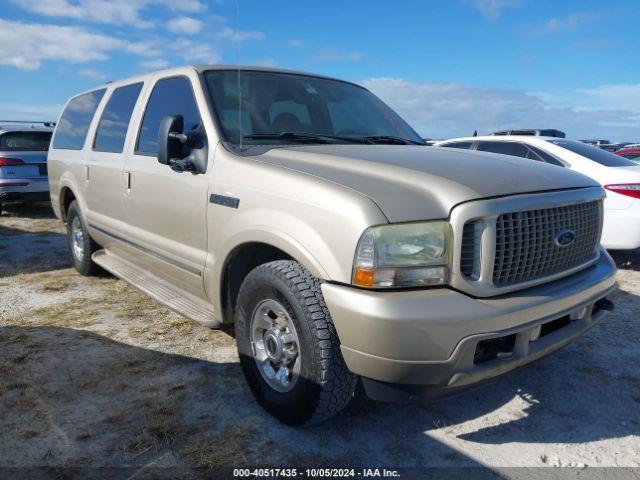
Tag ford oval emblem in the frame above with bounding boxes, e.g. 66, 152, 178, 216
555, 229, 576, 247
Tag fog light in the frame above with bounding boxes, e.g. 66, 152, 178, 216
529, 325, 541, 342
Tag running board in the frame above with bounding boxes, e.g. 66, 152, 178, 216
92, 250, 221, 328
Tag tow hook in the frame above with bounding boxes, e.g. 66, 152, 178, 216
595, 298, 615, 311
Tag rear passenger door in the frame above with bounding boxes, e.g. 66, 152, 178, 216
86, 82, 145, 240
121, 75, 209, 299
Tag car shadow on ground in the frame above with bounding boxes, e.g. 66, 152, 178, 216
0, 203, 69, 276
2, 293, 639, 475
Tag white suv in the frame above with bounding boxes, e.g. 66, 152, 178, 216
436, 135, 640, 250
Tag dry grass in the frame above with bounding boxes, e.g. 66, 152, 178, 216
123, 401, 185, 455
12, 298, 99, 328
184, 424, 257, 470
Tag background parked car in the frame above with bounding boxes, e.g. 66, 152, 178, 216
615, 147, 640, 163
435, 135, 640, 250
0, 121, 54, 215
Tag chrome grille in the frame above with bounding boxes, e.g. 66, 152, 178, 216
491, 200, 602, 286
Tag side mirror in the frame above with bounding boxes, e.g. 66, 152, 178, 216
157, 115, 208, 174
158, 115, 184, 166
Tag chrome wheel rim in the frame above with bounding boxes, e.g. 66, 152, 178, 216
250, 299, 300, 393
70, 216, 85, 262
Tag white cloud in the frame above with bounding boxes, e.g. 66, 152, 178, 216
288, 39, 303, 47
362, 77, 640, 141
173, 38, 221, 64
139, 59, 171, 70
533, 12, 601, 35
578, 84, 640, 113
10, 0, 205, 28
0, 102, 63, 121
470, 0, 520, 19
218, 27, 265, 42
0, 19, 161, 70
78, 68, 106, 81
167, 16, 203, 34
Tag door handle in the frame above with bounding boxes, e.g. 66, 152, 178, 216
124, 171, 131, 196
84, 165, 90, 182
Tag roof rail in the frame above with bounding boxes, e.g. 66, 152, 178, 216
0, 120, 56, 128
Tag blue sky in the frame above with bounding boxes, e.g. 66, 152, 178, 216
0, 0, 639, 140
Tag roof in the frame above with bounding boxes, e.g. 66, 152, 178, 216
436, 135, 560, 144
73, 64, 363, 98
0, 124, 54, 133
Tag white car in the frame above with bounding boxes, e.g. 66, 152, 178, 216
435, 135, 640, 250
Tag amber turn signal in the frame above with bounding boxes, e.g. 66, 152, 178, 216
353, 268, 375, 288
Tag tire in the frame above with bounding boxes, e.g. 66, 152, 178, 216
66, 200, 102, 276
235, 260, 356, 426
0, 202, 3, 216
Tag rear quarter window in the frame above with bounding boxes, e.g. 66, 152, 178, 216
53, 89, 106, 150
0, 131, 52, 151
477, 141, 529, 158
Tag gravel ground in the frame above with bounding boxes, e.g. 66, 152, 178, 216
1, 203, 639, 479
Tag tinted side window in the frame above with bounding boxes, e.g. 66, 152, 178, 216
136, 77, 201, 155
527, 145, 565, 167
477, 141, 529, 158
53, 89, 106, 150
441, 141, 473, 149
0, 131, 52, 151
93, 83, 143, 153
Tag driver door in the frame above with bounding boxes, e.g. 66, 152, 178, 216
120, 74, 209, 299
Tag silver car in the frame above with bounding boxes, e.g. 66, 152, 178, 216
0, 122, 54, 215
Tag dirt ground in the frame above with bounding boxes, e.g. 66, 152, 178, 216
1, 203, 639, 478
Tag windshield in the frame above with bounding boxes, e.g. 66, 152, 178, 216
0, 131, 52, 152
548, 139, 637, 167
203, 70, 423, 146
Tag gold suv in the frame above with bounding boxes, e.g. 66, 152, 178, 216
49, 66, 616, 425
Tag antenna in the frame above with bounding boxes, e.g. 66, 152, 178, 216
236, 0, 243, 152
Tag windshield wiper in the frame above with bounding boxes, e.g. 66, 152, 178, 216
243, 132, 369, 144
361, 135, 426, 145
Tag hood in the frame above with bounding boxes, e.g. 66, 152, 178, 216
254, 145, 600, 222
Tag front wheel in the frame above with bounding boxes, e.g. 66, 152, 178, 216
235, 260, 356, 426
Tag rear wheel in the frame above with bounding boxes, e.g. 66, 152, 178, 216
66, 201, 101, 276
235, 260, 356, 426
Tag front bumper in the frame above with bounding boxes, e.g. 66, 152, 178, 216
321, 249, 616, 401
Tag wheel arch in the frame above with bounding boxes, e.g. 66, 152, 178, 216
219, 241, 296, 325
59, 186, 78, 222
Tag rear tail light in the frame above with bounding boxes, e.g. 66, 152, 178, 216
604, 184, 640, 199
0, 182, 29, 187
0, 157, 24, 166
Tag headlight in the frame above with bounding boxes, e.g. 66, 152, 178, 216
352, 221, 450, 288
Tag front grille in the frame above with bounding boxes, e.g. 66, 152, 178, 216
493, 200, 602, 286
461, 200, 602, 288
